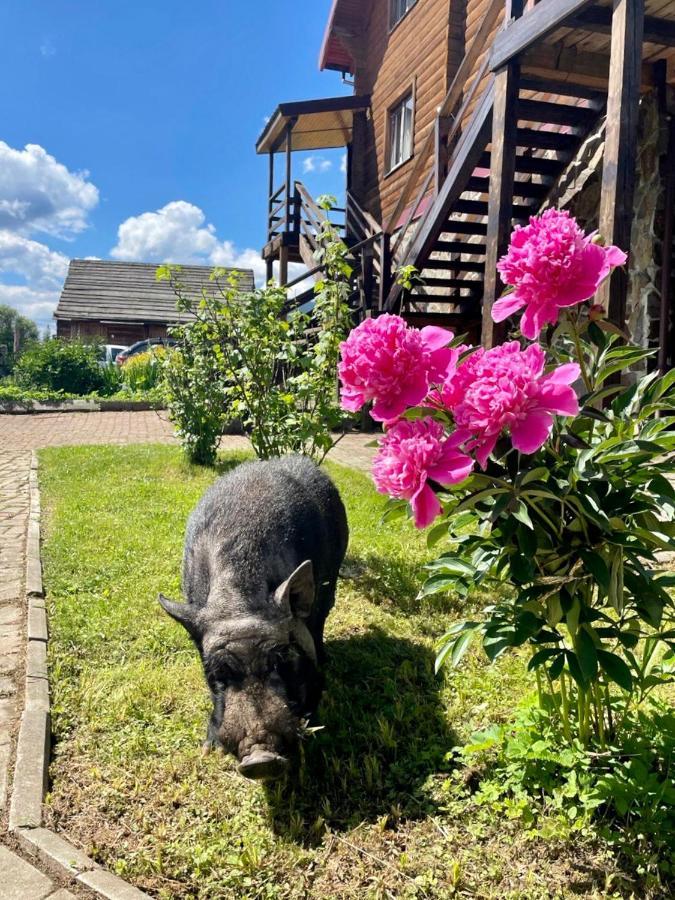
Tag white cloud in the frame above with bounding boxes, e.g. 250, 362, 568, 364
340, 153, 347, 174
0, 283, 60, 330
0, 141, 98, 238
302, 155, 332, 175
111, 201, 218, 264
40, 38, 56, 58
0, 231, 68, 287
111, 200, 305, 287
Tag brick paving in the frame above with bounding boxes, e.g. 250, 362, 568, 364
0, 412, 377, 897
0, 411, 377, 473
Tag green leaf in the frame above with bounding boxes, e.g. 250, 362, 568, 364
549, 653, 565, 680
512, 501, 534, 530
579, 550, 610, 592
528, 648, 558, 670
426, 519, 449, 548
520, 467, 550, 486
565, 650, 588, 689
417, 573, 463, 599
597, 649, 633, 692
425, 557, 477, 578
575, 627, 598, 682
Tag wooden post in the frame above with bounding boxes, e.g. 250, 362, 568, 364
284, 122, 293, 233
279, 245, 289, 286
378, 232, 392, 312
597, 0, 645, 328
434, 116, 452, 196
482, 61, 519, 348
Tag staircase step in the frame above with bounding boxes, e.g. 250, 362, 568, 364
516, 128, 579, 152
407, 294, 482, 308
479, 152, 564, 177
433, 240, 487, 255
423, 258, 485, 273
443, 219, 488, 236
453, 198, 533, 218
517, 99, 597, 128
465, 176, 548, 200
416, 276, 482, 290
519, 76, 607, 102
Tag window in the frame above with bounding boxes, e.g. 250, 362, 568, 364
387, 92, 414, 171
390, 0, 417, 29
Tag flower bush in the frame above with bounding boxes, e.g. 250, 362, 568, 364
338, 211, 675, 759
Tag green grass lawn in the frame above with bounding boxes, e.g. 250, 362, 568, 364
39, 445, 654, 899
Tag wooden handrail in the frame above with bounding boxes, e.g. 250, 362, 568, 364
490, 0, 596, 71
383, 0, 505, 235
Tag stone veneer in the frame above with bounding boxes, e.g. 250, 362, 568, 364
547, 89, 670, 374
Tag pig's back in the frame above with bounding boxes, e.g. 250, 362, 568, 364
182, 455, 348, 607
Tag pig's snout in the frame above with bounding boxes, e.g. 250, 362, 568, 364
238, 749, 289, 781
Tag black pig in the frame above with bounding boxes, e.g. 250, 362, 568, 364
158, 455, 348, 780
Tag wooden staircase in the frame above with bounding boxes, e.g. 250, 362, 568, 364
384, 74, 607, 342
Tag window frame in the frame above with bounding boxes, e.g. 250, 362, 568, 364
389, 0, 418, 31
385, 86, 415, 176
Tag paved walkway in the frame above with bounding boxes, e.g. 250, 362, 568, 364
0, 412, 377, 897
0, 410, 377, 473
0, 450, 76, 897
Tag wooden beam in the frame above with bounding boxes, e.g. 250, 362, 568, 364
482, 63, 520, 349
490, 0, 596, 71
522, 44, 653, 89
569, 5, 675, 48
597, 0, 645, 328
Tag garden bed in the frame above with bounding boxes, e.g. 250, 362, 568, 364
39, 446, 668, 899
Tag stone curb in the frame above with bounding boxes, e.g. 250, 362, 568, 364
0, 400, 165, 415
8, 452, 153, 899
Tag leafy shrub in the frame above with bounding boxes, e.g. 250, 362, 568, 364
161, 338, 228, 466
121, 348, 165, 392
99, 363, 123, 395
14, 339, 108, 395
159, 198, 353, 464
451, 698, 675, 882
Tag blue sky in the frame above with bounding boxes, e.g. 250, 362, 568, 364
0, 0, 351, 329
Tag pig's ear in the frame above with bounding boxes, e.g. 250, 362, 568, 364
158, 593, 200, 637
274, 560, 315, 619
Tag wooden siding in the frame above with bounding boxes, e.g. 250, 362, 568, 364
351, 0, 465, 224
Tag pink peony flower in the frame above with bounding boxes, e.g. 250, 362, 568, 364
338, 314, 454, 423
450, 342, 580, 468
372, 418, 474, 529
493, 209, 627, 339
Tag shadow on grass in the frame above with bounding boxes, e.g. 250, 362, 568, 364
343, 552, 467, 617
265, 626, 456, 843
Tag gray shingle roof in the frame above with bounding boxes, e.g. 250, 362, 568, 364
55, 259, 256, 324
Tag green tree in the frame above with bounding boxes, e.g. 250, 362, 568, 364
0, 305, 39, 376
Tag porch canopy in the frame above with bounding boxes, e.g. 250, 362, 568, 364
256, 95, 370, 154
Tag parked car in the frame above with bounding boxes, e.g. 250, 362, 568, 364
115, 338, 177, 367
99, 344, 128, 367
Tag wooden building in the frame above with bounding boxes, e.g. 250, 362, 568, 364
258, 0, 675, 367
54, 259, 255, 344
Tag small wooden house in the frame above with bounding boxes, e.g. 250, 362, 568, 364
259, 0, 675, 367
54, 260, 255, 345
